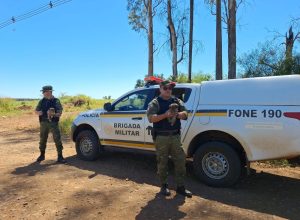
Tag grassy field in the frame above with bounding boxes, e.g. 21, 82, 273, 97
0, 95, 113, 135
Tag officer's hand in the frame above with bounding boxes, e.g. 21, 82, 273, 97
36, 111, 43, 116
165, 110, 177, 118
177, 112, 187, 120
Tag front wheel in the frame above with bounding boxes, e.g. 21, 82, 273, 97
75, 130, 102, 161
193, 141, 241, 187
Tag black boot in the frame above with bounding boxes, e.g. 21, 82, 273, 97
160, 184, 171, 196
57, 153, 66, 163
176, 186, 192, 198
36, 151, 45, 162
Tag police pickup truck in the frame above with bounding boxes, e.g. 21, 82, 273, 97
71, 75, 300, 187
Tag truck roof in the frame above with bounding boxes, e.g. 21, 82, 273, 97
200, 75, 300, 106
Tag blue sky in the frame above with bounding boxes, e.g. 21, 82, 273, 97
0, 0, 299, 99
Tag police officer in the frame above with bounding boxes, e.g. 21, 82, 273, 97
147, 80, 192, 197
35, 85, 66, 163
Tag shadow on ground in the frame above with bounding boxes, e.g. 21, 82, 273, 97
11, 147, 300, 219
136, 193, 186, 220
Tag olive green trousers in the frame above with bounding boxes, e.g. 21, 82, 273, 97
154, 134, 186, 187
39, 121, 63, 154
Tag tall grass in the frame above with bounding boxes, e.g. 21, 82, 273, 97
0, 98, 38, 116
60, 94, 112, 112
0, 96, 111, 116
0, 98, 15, 112
59, 115, 75, 136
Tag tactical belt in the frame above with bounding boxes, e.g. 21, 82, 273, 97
155, 130, 180, 136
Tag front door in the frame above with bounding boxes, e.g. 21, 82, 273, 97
100, 89, 153, 150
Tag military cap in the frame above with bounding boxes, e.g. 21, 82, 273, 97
41, 85, 54, 92
160, 80, 176, 88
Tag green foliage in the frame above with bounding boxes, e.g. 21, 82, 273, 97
135, 72, 212, 88
0, 98, 15, 112
59, 95, 109, 112
0, 98, 38, 116
60, 94, 91, 106
0, 95, 110, 116
263, 159, 290, 167
127, 0, 147, 33
170, 72, 213, 83
191, 72, 213, 83
238, 41, 300, 78
135, 79, 145, 88
176, 73, 188, 83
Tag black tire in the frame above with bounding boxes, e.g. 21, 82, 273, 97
75, 130, 102, 161
193, 141, 241, 187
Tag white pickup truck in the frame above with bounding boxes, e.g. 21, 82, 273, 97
71, 75, 300, 187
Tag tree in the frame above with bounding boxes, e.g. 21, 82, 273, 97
285, 26, 300, 59
207, 0, 245, 79
188, 0, 194, 82
215, 0, 223, 80
227, 0, 236, 79
238, 40, 300, 78
166, 0, 188, 79
135, 79, 145, 88
238, 41, 282, 78
127, 0, 162, 76
267, 25, 300, 75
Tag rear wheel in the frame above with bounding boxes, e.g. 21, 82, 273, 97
76, 130, 102, 161
193, 141, 241, 187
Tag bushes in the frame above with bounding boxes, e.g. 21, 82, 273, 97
59, 94, 109, 112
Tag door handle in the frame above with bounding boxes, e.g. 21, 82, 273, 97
132, 117, 142, 120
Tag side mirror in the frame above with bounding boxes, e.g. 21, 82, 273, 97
104, 102, 112, 111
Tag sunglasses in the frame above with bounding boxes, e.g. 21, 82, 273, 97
162, 86, 173, 91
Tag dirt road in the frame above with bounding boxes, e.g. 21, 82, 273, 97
1, 114, 300, 220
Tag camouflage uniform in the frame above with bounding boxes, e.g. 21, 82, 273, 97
147, 96, 187, 187
36, 97, 63, 154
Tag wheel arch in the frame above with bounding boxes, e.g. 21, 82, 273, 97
72, 123, 99, 142
187, 130, 247, 165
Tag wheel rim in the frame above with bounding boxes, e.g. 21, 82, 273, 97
79, 137, 93, 156
202, 152, 229, 179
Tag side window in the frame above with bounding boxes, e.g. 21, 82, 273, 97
154, 88, 192, 103
114, 90, 150, 111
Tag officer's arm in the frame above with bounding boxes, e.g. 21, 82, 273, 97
177, 99, 188, 120
35, 100, 43, 116
55, 99, 63, 117
147, 100, 168, 123
149, 113, 168, 123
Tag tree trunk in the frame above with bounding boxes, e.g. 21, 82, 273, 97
167, 0, 178, 78
188, 0, 194, 83
148, 0, 154, 76
228, 0, 236, 79
285, 26, 294, 60
216, 0, 222, 80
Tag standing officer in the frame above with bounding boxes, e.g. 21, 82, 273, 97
147, 80, 192, 197
35, 85, 66, 163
